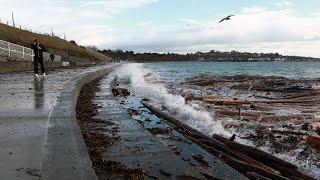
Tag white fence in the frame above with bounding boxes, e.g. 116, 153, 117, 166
0, 40, 61, 62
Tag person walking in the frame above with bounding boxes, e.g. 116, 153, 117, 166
49, 53, 55, 62
31, 39, 46, 78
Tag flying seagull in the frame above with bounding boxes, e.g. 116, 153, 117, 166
219, 15, 234, 23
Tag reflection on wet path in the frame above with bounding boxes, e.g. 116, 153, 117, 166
33, 78, 44, 110
0, 69, 87, 118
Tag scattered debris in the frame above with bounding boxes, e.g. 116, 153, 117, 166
128, 108, 140, 116
143, 73, 152, 78
141, 98, 150, 102
183, 74, 320, 177
316, 127, 320, 136
191, 153, 209, 166
169, 145, 181, 155
141, 100, 315, 180
25, 168, 41, 177
104, 161, 147, 180
147, 127, 172, 135
77, 78, 146, 179
306, 136, 320, 151
112, 87, 130, 97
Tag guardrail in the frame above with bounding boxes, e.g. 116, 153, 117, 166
0, 40, 61, 62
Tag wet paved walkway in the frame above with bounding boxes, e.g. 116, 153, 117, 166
92, 74, 247, 179
0, 66, 112, 180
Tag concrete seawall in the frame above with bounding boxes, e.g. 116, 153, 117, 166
0, 60, 63, 73
40, 65, 117, 179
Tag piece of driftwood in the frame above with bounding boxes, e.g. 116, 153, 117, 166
216, 110, 314, 123
197, 138, 279, 175
245, 172, 272, 180
180, 129, 283, 178
212, 134, 297, 170
219, 154, 289, 180
306, 136, 320, 151
255, 129, 311, 136
216, 110, 259, 117
203, 98, 251, 105
212, 134, 316, 180
140, 101, 301, 178
112, 88, 130, 97
203, 98, 317, 105
191, 138, 291, 179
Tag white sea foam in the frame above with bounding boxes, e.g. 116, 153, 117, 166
258, 146, 320, 179
114, 63, 231, 137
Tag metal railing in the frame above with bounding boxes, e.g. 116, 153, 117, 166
0, 40, 61, 62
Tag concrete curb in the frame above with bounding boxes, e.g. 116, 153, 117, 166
40, 66, 114, 180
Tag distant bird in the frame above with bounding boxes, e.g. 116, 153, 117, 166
219, 15, 234, 23
185, 24, 189, 31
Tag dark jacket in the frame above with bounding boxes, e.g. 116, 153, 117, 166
31, 43, 46, 59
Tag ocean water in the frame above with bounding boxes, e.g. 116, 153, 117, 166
114, 61, 320, 179
142, 61, 320, 81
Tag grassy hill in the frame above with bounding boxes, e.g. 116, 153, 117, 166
0, 23, 110, 62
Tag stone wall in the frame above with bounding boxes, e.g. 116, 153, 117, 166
0, 57, 63, 73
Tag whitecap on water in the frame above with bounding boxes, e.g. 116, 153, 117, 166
114, 63, 231, 137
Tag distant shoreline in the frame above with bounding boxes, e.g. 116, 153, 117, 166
100, 49, 319, 62
129, 59, 320, 63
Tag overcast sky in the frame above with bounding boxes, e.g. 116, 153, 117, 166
0, 0, 319, 57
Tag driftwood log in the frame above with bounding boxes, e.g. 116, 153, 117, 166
219, 154, 289, 180
140, 100, 315, 180
212, 135, 315, 180
255, 129, 311, 136
306, 135, 320, 151
202, 98, 318, 105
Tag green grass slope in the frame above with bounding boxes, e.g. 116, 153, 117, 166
0, 23, 109, 62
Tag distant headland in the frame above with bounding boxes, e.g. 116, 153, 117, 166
100, 49, 320, 62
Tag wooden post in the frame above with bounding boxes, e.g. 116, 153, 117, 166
11, 12, 15, 27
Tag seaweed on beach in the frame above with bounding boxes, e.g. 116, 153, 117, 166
76, 78, 147, 180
